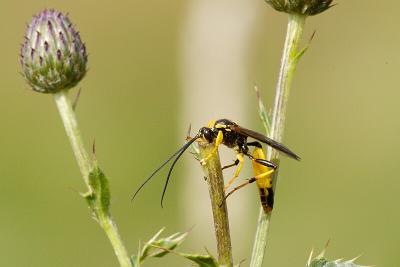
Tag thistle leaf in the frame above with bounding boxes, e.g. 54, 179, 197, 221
132, 228, 188, 264
83, 166, 110, 217
254, 85, 271, 135
307, 258, 369, 267
306, 247, 371, 267
177, 252, 219, 267
130, 255, 139, 267
292, 31, 316, 64
139, 228, 165, 261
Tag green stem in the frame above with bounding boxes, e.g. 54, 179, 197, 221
99, 215, 132, 267
53, 91, 92, 186
250, 13, 306, 267
199, 142, 233, 267
53, 90, 132, 267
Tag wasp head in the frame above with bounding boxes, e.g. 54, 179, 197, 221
199, 127, 215, 143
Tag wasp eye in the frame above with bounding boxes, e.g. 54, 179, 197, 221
199, 127, 214, 143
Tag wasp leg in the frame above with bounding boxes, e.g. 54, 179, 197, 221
247, 141, 262, 148
224, 153, 244, 191
221, 159, 240, 171
244, 142, 277, 170
200, 130, 223, 165
253, 158, 277, 169
220, 167, 275, 206
221, 177, 257, 206
245, 146, 277, 190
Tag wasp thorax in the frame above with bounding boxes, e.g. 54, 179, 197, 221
20, 9, 87, 93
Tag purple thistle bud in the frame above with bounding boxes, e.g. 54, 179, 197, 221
20, 9, 87, 93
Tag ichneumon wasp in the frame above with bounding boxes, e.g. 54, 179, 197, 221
132, 118, 300, 213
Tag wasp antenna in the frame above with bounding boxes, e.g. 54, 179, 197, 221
160, 135, 200, 208
131, 138, 195, 202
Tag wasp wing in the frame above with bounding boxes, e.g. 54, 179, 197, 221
232, 125, 300, 160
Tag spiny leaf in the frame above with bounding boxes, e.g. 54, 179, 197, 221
130, 229, 233, 267
292, 31, 316, 64
130, 255, 139, 267
83, 166, 110, 217
178, 252, 219, 267
132, 228, 188, 264
140, 228, 165, 260
254, 85, 271, 135
308, 258, 369, 267
131, 241, 143, 267
307, 247, 370, 267
150, 231, 188, 258
186, 124, 201, 161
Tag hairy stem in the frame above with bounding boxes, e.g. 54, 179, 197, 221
53, 90, 132, 267
199, 142, 233, 266
99, 215, 132, 267
250, 13, 306, 267
53, 91, 92, 185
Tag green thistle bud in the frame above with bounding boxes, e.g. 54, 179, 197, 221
20, 9, 87, 93
265, 0, 334, 16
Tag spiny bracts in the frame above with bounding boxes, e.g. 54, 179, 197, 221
20, 9, 87, 93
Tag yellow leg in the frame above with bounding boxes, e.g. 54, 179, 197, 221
224, 153, 244, 191
251, 146, 275, 189
223, 168, 275, 202
221, 159, 239, 170
200, 130, 223, 165
254, 169, 274, 181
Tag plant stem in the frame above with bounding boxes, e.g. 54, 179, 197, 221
99, 215, 132, 267
53, 91, 92, 186
250, 13, 306, 267
269, 13, 306, 147
199, 142, 233, 267
53, 90, 132, 267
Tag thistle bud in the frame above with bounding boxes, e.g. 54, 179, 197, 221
20, 9, 87, 93
265, 0, 334, 16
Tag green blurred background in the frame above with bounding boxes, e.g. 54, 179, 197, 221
1, 0, 399, 266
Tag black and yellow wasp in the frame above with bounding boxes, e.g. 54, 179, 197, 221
132, 119, 300, 213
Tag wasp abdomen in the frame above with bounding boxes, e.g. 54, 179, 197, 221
259, 187, 274, 213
